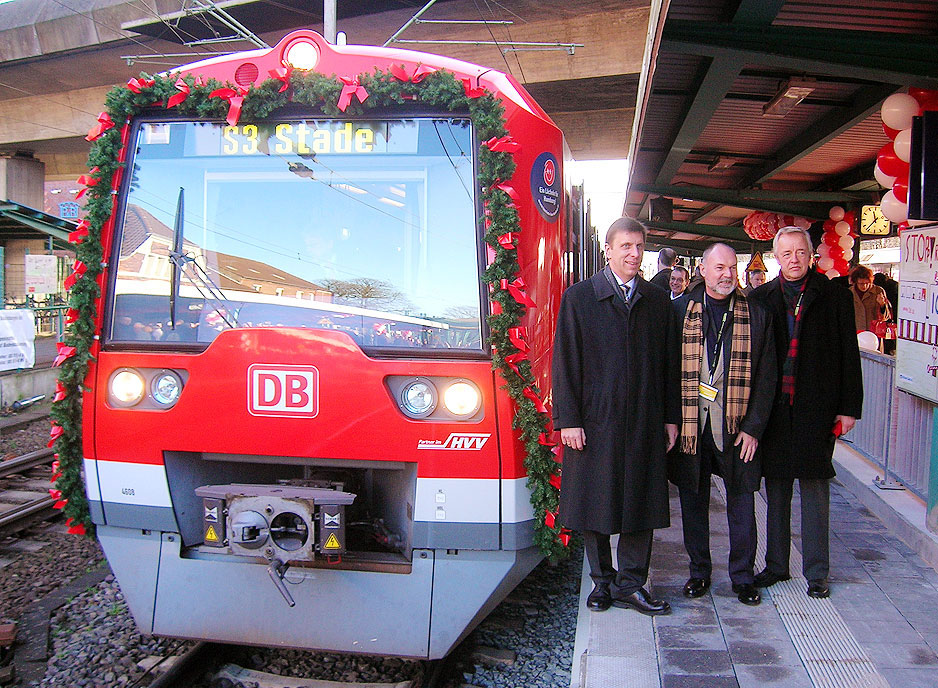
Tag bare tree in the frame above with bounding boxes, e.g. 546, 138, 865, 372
321, 277, 412, 311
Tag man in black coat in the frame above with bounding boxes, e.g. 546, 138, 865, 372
749, 226, 863, 599
650, 246, 678, 291
671, 243, 777, 606
552, 216, 681, 616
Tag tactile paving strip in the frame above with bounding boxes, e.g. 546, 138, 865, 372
715, 480, 890, 688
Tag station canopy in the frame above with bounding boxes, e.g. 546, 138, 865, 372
626, 0, 938, 253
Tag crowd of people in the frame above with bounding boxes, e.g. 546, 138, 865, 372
552, 217, 864, 616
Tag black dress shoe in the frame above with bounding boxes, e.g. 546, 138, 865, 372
611, 587, 671, 616
807, 580, 830, 599
586, 582, 612, 611
682, 577, 711, 598
732, 583, 762, 606
753, 568, 791, 588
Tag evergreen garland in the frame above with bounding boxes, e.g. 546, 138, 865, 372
53, 66, 568, 560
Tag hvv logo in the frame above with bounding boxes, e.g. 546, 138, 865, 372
417, 433, 491, 450
248, 364, 319, 417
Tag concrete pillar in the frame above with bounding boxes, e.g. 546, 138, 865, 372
0, 153, 44, 208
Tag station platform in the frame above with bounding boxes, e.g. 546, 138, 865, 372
570, 441, 938, 688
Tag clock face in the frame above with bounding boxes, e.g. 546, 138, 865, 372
860, 205, 891, 236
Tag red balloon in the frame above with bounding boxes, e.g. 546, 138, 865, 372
883, 122, 901, 140
835, 258, 850, 272
878, 143, 907, 177
823, 231, 839, 246
920, 95, 938, 113
843, 210, 856, 226
911, 87, 938, 112
909, 87, 933, 103
898, 221, 910, 232
823, 219, 836, 232
893, 173, 909, 204
829, 244, 844, 260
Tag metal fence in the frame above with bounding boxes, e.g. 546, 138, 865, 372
843, 350, 932, 500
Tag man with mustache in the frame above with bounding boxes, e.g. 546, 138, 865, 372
552, 216, 681, 615
671, 243, 776, 605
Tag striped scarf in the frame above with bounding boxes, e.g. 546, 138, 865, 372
680, 291, 752, 454
781, 277, 809, 405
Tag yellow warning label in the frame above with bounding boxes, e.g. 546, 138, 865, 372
323, 533, 341, 550
205, 525, 219, 542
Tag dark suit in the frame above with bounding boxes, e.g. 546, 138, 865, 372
650, 267, 672, 291
552, 266, 681, 593
670, 285, 776, 584
749, 270, 862, 582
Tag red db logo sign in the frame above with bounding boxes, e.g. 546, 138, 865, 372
248, 364, 319, 417
543, 159, 555, 186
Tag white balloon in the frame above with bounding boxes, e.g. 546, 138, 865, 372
829, 206, 845, 221
826, 269, 842, 279
881, 189, 909, 223
894, 128, 913, 162
874, 163, 897, 189
838, 234, 855, 249
843, 248, 854, 262
817, 243, 831, 258
857, 331, 880, 351
818, 256, 835, 271
834, 221, 851, 236
881, 93, 920, 131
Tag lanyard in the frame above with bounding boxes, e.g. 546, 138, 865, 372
705, 294, 731, 383
783, 280, 807, 317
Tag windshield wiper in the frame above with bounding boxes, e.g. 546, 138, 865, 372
167, 187, 237, 330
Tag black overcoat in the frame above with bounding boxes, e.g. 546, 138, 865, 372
749, 270, 863, 479
551, 269, 681, 534
667, 284, 777, 494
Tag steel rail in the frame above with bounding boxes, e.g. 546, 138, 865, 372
0, 448, 55, 479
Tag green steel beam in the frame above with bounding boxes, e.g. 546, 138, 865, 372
635, 187, 826, 218
634, 184, 875, 204
644, 219, 753, 242
732, 0, 787, 24
662, 21, 938, 85
654, 54, 742, 185
741, 83, 899, 185
0, 210, 72, 243
645, 236, 757, 254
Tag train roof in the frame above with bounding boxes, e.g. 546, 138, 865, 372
170, 30, 552, 124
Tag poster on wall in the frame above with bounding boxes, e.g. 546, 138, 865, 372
24, 254, 60, 296
0, 309, 34, 371
897, 224, 938, 402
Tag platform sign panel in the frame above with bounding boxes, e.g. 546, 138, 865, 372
24, 254, 59, 295
0, 309, 34, 370
897, 224, 938, 402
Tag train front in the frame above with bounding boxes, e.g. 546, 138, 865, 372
83, 33, 564, 658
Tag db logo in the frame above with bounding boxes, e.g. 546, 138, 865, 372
543, 159, 555, 186
248, 364, 319, 417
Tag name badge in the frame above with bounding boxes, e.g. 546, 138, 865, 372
698, 381, 719, 401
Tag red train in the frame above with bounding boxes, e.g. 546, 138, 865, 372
71, 31, 596, 657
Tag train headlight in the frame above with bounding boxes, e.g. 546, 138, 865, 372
400, 378, 437, 418
151, 370, 183, 406
443, 381, 481, 417
109, 369, 146, 407
284, 39, 319, 70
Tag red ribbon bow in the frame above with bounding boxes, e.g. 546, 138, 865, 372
494, 181, 519, 203
460, 76, 486, 99
508, 326, 529, 352
269, 65, 293, 93
504, 351, 527, 376
559, 530, 571, 547
126, 77, 155, 93
63, 261, 87, 291
501, 277, 536, 308
539, 432, 557, 448
53, 381, 67, 403
337, 76, 369, 112
209, 86, 248, 126
49, 488, 62, 500
48, 423, 64, 447
522, 386, 548, 414
75, 167, 100, 199
544, 509, 557, 529
67, 522, 87, 535
85, 112, 115, 142
484, 136, 521, 154
391, 63, 436, 84
549, 472, 562, 490
497, 233, 517, 250
167, 78, 190, 108
69, 220, 90, 244
53, 343, 77, 367
64, 308, 79, 325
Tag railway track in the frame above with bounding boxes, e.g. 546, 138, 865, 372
0, 447, 57, 537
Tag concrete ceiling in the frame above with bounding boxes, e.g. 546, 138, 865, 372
0, 0, 650, 178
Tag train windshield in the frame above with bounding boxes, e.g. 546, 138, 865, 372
108, 118, 482, 352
